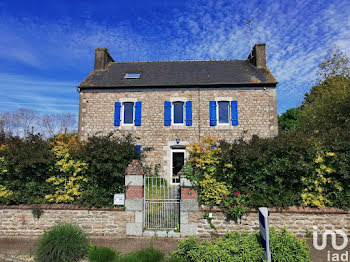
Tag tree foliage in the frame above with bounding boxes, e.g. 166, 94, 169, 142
278, 107, 301, 132
299, 76, 350, 131
279, 46, 350, 133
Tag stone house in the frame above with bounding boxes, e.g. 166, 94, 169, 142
78, 44, 278, 183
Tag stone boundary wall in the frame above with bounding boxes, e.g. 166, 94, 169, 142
190, 206, 350, 238
0, 205, 132, 237
0, 205, 349, 238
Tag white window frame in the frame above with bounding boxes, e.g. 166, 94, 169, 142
217, 100, 231, 125
171, 101, 185, 126
121, 101, 136, 126
171, 149, 187, 185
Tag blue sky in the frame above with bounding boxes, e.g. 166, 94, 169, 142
0, 0, 349, 116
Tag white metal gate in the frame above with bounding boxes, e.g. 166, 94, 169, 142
144, 176, 180, 230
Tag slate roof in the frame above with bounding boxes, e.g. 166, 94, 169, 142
78, 60, 277, 88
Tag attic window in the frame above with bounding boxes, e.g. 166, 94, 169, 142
124, 73, 141, 79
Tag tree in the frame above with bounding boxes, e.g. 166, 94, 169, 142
299, 48, 350, 132
41, 112, 77, 137
59, 112, 77, 134
317, 46, 350, 82
13, 108, 39, 137
278, 107, 301, 132
41, 114, 61, 137
0, 118, 5, 144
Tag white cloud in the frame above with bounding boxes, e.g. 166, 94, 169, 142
0, 0, 349, 115
0, 73, 78, 114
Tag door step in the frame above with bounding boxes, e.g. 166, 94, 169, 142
142, 230, 181, 238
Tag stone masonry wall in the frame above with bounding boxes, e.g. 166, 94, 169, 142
190, 207, 350, 238
1, 206, 348, 239
0, 206, 133, 237
78, 87, 278, 177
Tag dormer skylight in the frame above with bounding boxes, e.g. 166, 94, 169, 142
124, 73, 141, 79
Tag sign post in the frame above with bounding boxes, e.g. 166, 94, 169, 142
259, 207, 271, 261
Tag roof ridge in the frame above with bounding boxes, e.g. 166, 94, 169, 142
110, 59, 249, 64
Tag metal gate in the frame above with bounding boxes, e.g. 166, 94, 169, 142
144, 176, 180, 230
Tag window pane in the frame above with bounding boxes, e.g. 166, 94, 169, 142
124, 102, 134, 124
173, 102, 184, 123
218, 101, 229, 123
124, 73, 141, 79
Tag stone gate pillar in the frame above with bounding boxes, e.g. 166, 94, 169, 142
180, 174, 199, 237
125, 159, 144, 236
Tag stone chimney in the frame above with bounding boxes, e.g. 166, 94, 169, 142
248, 43, 266, 68
94, 48, 115, 70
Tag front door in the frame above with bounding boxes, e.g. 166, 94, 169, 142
172, 150, 185, 184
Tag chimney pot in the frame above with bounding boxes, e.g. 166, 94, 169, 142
94, 48, 115, 70
248, 43, 266, 68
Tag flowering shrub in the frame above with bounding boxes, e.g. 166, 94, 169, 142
45, 134, 88, 203
301, 151, 343, 207
0, 156, 13, 203
199, 174, 229, 206
187, 137, 220, 175
221, 190, 253, 221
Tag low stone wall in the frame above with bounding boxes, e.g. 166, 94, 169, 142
190, 206, 350, 238
1, 205, 349, 238
0, 205, 132, 237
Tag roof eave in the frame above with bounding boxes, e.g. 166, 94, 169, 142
78, 82, 278, 90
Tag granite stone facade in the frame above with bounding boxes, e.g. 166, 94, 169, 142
78, 87, 278, 178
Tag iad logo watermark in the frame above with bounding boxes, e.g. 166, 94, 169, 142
313, 226, 348, 261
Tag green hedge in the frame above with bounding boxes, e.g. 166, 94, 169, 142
0, 133, 143, 207
184, 128, 350, 210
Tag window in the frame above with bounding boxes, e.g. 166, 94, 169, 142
114, 101, 142, 126
209, 100, 238, 126
218, 101, 230, 124
164, 100, 192, 126
123, 102, 134, 124
173, 102, 184, 124
124, 73, 141, 79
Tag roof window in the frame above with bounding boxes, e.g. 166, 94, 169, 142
124, 73, 141, 79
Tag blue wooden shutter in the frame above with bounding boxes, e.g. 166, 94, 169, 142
134, 145, 141, 159
114, 102, 121, 126
134, 101, 142, 126
185, 101, 192, 126
209, 101, 217, 126
231, 100, 238, 125
164, 101, 171, 126
134, 144, 141, 154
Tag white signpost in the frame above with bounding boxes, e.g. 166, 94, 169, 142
259, 207, 271, 261
113, 193, 125, 206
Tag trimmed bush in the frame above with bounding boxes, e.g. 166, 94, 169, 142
36, 223, 88, 262
74, 133, 145, 207
172, 228, 311, 262
0, 134, 55, 204
88, 246, 119, 262
269, 228, 311, 262
172, 233, 264, 262
120, 247, 164, 262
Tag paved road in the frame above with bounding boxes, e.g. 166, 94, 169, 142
0, 236, 349, 261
